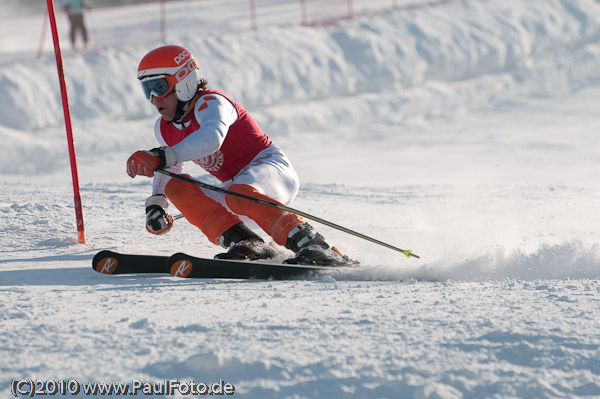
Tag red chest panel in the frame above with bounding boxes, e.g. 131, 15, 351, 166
159, 90, 272, 181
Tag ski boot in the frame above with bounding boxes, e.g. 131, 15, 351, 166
215, 223, 278, 261
284, 224, 349, 266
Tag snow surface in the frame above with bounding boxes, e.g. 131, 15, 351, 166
2, 0, 600, 397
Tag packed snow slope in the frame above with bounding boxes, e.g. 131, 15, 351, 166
2, 0, 600, 398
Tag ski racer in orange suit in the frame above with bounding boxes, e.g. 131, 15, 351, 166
126, 45, 346, 265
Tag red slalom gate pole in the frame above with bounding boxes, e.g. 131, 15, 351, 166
46, 0, 86, 244
249, 0, 257, 29
160, 0, 166, 42
299, 0, 308, 25
37, 10, 49, 59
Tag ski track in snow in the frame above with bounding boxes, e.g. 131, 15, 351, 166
2, 0, 600, 398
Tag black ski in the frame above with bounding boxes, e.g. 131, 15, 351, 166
91, 250, 353, 280
166, 252, 348, 280
92, 250, 168, 275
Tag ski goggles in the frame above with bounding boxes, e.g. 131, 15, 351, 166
140, 75, 176, 100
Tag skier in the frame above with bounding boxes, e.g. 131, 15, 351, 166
61, 0, 89, 49
126, 45, 347, 266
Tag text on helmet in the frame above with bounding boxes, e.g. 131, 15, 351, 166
173, 51, 190, 65
175, 59, 197, 82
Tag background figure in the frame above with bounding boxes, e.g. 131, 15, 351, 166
62, 0, 88, 48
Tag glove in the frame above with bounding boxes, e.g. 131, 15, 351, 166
145, 195, 174, 235
126, 147, 178, 178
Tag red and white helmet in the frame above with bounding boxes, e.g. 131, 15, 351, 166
137, 45, 200, 102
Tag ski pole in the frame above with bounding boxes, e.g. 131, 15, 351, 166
156, 169, 419, 259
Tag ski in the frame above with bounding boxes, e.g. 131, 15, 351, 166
166, 252, 351, 280
92, 250, 169, 275
92, 250, 356, 280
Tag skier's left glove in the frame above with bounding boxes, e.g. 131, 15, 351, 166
145, 195, 174, 235
126, 147, 177, 178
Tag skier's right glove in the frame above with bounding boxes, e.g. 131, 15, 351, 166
126, 147, 177, 178
145, 194, 173, 235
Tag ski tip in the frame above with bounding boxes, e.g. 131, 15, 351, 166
168, 253, 194, 278
92, 251, 119, 274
